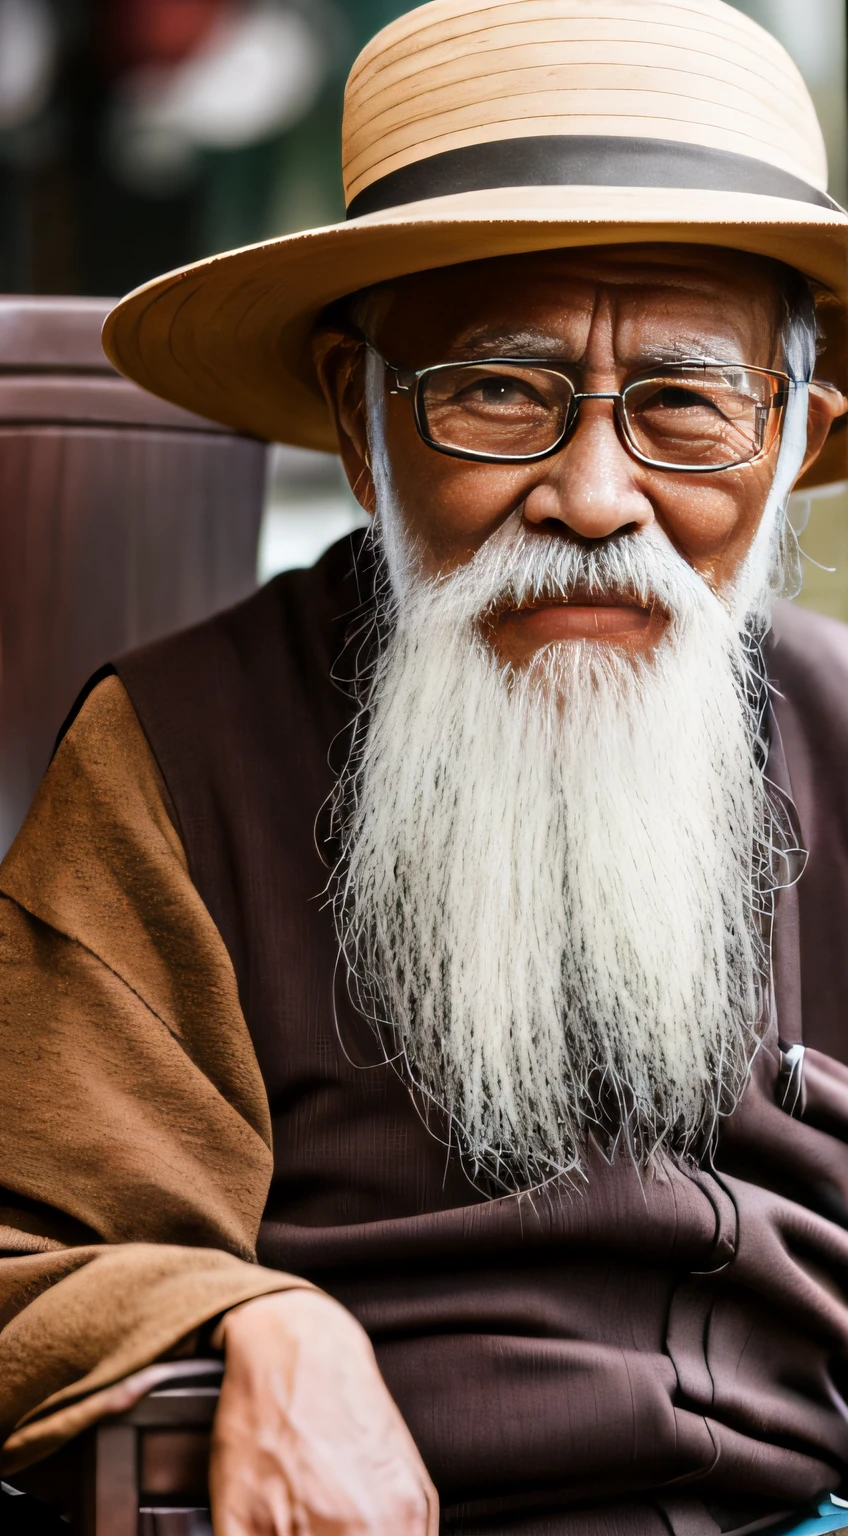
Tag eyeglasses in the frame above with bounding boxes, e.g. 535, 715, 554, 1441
378, 349, 800, 473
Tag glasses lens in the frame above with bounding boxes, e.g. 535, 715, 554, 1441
418, 363, 572, 458
623, 366, 782, 469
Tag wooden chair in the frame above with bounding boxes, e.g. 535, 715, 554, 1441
0, 296, 267, 857
11, 1360, 223, 1534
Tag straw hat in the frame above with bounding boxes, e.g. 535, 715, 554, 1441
103, 0, 848, 489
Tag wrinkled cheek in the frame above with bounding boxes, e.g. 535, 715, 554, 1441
660, 472, 772, 578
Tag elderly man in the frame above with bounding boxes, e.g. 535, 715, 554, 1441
4, 1, 848, 1534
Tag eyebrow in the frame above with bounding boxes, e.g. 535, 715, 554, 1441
646, 340, 732, 363
447, 328, 732, 366
448, 326, 571, 358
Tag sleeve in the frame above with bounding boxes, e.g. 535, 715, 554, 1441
0, 675, 308, 1475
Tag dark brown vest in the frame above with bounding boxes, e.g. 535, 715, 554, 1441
113, 536, 848, 1536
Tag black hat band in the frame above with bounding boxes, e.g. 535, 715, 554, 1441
346, 134, 841, 219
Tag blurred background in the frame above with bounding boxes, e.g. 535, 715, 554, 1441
0, 0, 845, 601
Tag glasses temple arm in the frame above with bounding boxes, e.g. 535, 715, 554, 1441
385, 363, 416, 395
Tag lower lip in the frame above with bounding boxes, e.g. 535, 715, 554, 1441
499, 603, 653, 645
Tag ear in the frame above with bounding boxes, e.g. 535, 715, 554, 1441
798, 382, 848, 478
312, 329, 375, 515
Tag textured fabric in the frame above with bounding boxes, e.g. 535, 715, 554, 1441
767, 601, 848, 1063
0, 676, 310, 1474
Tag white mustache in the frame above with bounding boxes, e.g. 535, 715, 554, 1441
389, 518, 721, 639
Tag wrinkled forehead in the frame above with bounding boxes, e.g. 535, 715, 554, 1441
371, 244, 788, 368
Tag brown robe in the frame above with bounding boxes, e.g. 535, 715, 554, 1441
3, 534, 848, 1536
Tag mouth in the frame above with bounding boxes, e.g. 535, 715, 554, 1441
487, 589, 662, 661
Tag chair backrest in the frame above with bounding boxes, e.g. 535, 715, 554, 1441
0, 297, 267, 855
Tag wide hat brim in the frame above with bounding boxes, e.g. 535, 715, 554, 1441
102, 183, 848, 491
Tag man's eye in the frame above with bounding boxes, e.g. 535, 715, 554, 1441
644, 385, 721, 413
458, 376, 547, 408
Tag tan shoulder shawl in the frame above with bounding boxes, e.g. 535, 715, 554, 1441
0, 676, 305, 1474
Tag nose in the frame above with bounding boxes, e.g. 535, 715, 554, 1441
522, 397, 655, 540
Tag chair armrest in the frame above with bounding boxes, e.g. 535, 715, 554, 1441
118, 1359, 223, 1429
12, 1359, 223, 1533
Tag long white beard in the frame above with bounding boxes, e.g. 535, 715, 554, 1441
331, 384, 808, 1184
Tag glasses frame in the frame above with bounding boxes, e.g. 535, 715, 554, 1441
377, 347, 797, 473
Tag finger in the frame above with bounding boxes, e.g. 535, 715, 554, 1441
210, 1446, 294, 1536
287, 1454, 425, 1536
380, 1411, 439, 1535
392, 1474, 438, 1536
422, 1472, 440, 1536
211, 1483, 293, 1536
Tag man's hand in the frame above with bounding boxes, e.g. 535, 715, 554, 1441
209, 1289, 439, 1536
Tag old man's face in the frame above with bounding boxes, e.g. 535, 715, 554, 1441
326, 244, 835, 659
316, 245, 841, 1188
